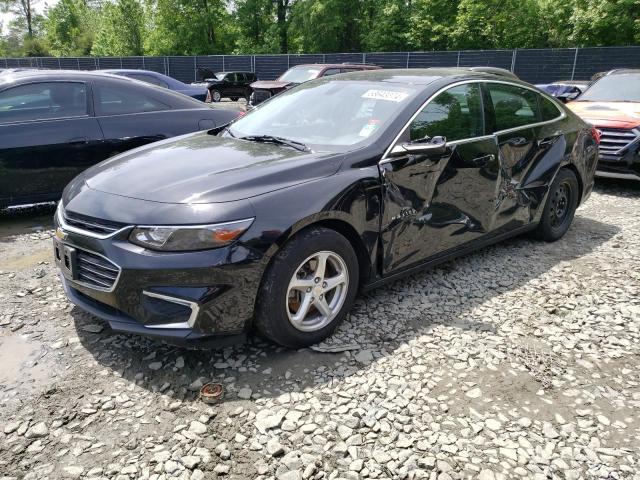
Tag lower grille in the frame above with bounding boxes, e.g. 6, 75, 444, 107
63, 211, 126, 236
76, 250, 120, 290
598, 128, 639, 159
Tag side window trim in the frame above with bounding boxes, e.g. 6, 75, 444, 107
381, 79, 567, 163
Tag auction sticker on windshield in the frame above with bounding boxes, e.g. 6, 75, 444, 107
362, 89, 410, 102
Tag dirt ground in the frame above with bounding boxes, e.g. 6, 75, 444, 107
0, 179, 639, 480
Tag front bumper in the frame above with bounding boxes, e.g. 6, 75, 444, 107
54, 214, 264, 346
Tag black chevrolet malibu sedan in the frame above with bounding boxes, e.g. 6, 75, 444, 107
54, 69, 599, 348
0, 71, 239, 208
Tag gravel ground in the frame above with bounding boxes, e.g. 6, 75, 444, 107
0, 179, 639, 480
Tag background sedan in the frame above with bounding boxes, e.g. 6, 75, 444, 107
99, 69, 209, 101
0, 71, 240, 208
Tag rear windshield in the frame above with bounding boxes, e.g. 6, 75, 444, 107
576, 74, 640, 102
278, 66, 322, 83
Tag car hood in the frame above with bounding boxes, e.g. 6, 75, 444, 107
567, 101, 640, 129
250, 80, 293, 90
82, 132, 343, 204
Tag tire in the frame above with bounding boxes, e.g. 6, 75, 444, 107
210, 89, 222, 102
230, 97, 239, 101
255, 227, 359, 348
535, 168, 579, 242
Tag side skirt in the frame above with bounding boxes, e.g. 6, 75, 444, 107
362, 223, 538, 292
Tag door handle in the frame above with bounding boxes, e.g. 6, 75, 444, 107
67, 137, 89, 145
538, 137, 555, 148
470, 154, 495, 167
506, 137, 527, 146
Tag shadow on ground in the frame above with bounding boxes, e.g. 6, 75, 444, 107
71, 213, 619, 405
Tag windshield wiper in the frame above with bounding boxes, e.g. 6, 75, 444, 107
240, 135, 310, 152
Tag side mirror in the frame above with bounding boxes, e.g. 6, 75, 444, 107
389, 136, 447, 157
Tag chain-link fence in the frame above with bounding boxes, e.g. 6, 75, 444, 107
2, 46, 639, 84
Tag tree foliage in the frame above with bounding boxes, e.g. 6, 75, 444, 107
1, 0, 639, 58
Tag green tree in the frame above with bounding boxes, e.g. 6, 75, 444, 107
570, 0, 640, 46
361, 0, 410, 51
0, 0, 39, 37
407, 0, 459, 50
92, 0, 145, 56
233, 0, 276, 53
450, 0, 545, 49
44, 0, 96, 55
144, 0, 233, 55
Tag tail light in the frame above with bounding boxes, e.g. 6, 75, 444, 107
205, 90, 211, 103
590, 127, 601, 145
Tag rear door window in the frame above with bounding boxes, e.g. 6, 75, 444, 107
485, 83, 541, 131
95, 84, 171, 115
127, 73, 168, 88
323, 68, 342, 76
409, 83, 484, 142
539, 95, 562, 121
0, 82, 88, 124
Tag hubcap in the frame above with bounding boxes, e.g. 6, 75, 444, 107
286, 251, 349, 332
213, 91, 221, 102
550, 181, 571, 227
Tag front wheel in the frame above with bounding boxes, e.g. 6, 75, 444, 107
255, 227, 359, 348
210, 89, 222, 102
535, 168, 579, 242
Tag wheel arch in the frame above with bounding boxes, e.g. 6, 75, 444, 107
561, 162, 585, 206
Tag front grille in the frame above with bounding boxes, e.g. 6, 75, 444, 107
63, 211, 126, 236
76, 249, 120, 290
598, 128, 639, 159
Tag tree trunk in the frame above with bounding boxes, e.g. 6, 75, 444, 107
276, 0, 288, 53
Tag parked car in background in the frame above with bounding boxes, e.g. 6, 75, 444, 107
100, 69, 208, 101
0, 67, 43, 76
567, 70, 640, 180
248, 63, 381, 107
0, 71, 240, 208
54, 68, 597, 348
536, 81, 590, 102
191, 71, 257, 103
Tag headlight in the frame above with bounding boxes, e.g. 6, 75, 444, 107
129, 218, 254, 252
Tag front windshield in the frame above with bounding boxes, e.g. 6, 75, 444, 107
228, 79, 418, 149
577, 74, 640, 102
278, 66, 322, 83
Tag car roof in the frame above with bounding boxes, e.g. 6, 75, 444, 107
325, 68, 525, 85
291, 63, 380, 70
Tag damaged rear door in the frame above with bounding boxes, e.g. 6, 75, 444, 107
379, 81, 502, 274
483, 82, 566, 230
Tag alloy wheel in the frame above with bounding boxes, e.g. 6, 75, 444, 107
286, 251, 349, 332
212, 90, 221, 102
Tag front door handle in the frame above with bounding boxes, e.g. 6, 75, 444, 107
67, 137, 89, 145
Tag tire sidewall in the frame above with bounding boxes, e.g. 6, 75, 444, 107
211, 89, 221, 102
256, 227, 359, 348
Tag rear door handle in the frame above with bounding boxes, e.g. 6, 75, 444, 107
538, 137, 555, 148
506, 137, 527, 146
470, 154, 495, 167
67, 137, 89, 145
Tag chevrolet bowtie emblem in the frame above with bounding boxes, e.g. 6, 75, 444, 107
55, 227, 68, 241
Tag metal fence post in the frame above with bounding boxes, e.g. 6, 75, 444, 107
571, 48, 579, 80
222, 55, 225, 71
456, 51, 461, 67
406, 52, 410, 68
510, 49, 517, 72
363, 53, 367, 64
194, 56, 197, 81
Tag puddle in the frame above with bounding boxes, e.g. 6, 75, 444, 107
0, 203, 56, 240
0, 335, 53, 392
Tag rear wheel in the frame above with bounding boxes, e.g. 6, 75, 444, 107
255, 227, 359, 348
535, 168, 579, 242
210, 89, 222, 102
